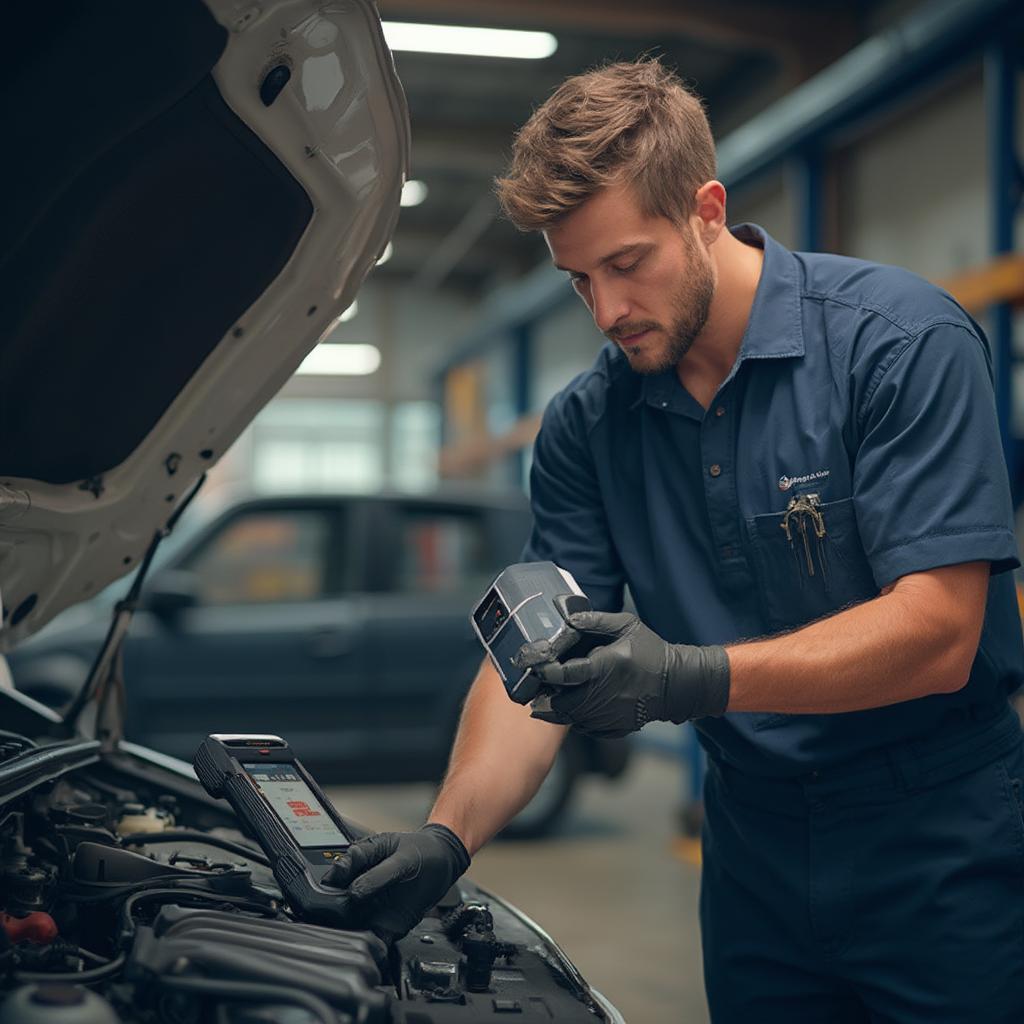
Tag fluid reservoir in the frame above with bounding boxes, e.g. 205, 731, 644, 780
0, 984, 121, 1024
115, 803, 173, 836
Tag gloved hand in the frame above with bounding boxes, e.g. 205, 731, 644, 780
515, 611, 730, 738
321, 824, 470, 942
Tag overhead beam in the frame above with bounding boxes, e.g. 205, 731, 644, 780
716, 0, 1019, 193
381, 0, 859, 74
412, 194, 498, 290
412, 139, 505, 177
376, 227, 536, 284
381, 223, 530, 268
409, 122, 511, 176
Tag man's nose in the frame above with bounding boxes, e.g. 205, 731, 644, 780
589, 279, 630, 334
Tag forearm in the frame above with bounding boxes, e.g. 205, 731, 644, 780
725, 569, 984, 715
428, 659, 566, 855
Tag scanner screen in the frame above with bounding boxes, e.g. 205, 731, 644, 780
243, 762, 348, 848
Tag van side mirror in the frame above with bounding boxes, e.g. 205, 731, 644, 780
143, 571, 199, 621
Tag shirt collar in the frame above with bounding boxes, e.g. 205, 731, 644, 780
731, 222, 805, 362
637, 222, 804, 412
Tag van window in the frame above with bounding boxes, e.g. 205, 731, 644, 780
395, 510, 492, 594
184, 509, 331, 605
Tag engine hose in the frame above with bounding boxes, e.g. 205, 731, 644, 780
159, 975, 335, 1024
12, 951, 127, 985
120, 887, 280, 940
0, 730, 36, 751
119, 830, 271, 867
62, 867, 255, 903
77, 947, 112, 965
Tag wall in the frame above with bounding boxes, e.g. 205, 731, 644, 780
203, 277, 475, 503
283, 278, 476, 404
836, 68, 987, 278
727, 171, 796, 251
532, 299, 607, 408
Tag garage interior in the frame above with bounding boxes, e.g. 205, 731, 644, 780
4, 0, 1024, 1021
245, 2, 1022, 1019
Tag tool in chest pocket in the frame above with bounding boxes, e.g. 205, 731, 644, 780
780, 492, 830, 587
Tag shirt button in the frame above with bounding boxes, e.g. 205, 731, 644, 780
715, 406, 726, 417
709, 464, 722, 478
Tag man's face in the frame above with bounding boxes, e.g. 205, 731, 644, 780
544, 181, 715, 375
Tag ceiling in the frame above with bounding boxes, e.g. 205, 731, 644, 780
373, 0, 892, 294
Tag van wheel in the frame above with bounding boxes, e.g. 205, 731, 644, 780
500, 737, 583, 839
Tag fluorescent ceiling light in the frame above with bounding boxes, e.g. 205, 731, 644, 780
401, 180, 428, 207
376, 241, 393, 266
316, 299, 359, 340
297, 344, 380, 376
383, 22, 557, 60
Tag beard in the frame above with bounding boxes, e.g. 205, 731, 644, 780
607, 237, 715, 376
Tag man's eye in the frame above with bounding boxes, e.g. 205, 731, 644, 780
612, 260, 640, 275
569, 274, 587, 286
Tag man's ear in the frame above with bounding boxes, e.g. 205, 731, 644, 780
693, 180, 727, 244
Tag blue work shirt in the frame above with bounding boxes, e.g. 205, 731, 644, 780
522, 224, 1024, 776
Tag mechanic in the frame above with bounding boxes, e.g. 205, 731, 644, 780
327, 60, 1024, 1021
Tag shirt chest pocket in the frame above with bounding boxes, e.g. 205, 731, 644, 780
746, 496, 880, 632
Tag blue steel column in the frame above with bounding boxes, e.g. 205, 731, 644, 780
436, 371, 448, 450
790, 148, 824, 252
985, 41, 1022, 497
512, 323, 534, 488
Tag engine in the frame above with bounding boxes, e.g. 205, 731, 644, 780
0, 740, 613, 1023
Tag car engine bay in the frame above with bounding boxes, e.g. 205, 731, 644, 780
0, 732, 615, 1023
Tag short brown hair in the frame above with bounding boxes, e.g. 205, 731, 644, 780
495, 59, 716, 232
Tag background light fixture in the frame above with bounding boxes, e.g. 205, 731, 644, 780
316, 299, 359, 341
376, 241, 393, 266
297, 343, 381, 376
400, 180, 428, 207
383, 22, 557, 60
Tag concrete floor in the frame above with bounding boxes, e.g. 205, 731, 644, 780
327, 750, 709, 1024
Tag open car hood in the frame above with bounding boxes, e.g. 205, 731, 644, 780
0, 0, 409, 651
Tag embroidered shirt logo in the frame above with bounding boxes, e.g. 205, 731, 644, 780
778, 469, 830, 492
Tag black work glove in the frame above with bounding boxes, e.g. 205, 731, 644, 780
516, 611, 730, 738
322, 824, 470, 942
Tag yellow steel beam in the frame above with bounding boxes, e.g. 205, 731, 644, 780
936, 252, 1024, 314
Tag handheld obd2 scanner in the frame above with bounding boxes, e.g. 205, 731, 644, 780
193, 734, 355, 927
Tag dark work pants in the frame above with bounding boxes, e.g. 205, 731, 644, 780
700, 704, 1024, 1023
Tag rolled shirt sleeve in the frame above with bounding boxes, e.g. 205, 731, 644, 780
521, 388, 626, 612
852, 321, 1020, 586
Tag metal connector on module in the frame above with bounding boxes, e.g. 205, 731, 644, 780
470, 561, 590, 706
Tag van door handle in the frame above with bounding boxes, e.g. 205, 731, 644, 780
307, 627, 354, 659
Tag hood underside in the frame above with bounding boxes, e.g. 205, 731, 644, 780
0, 0, 409, 649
